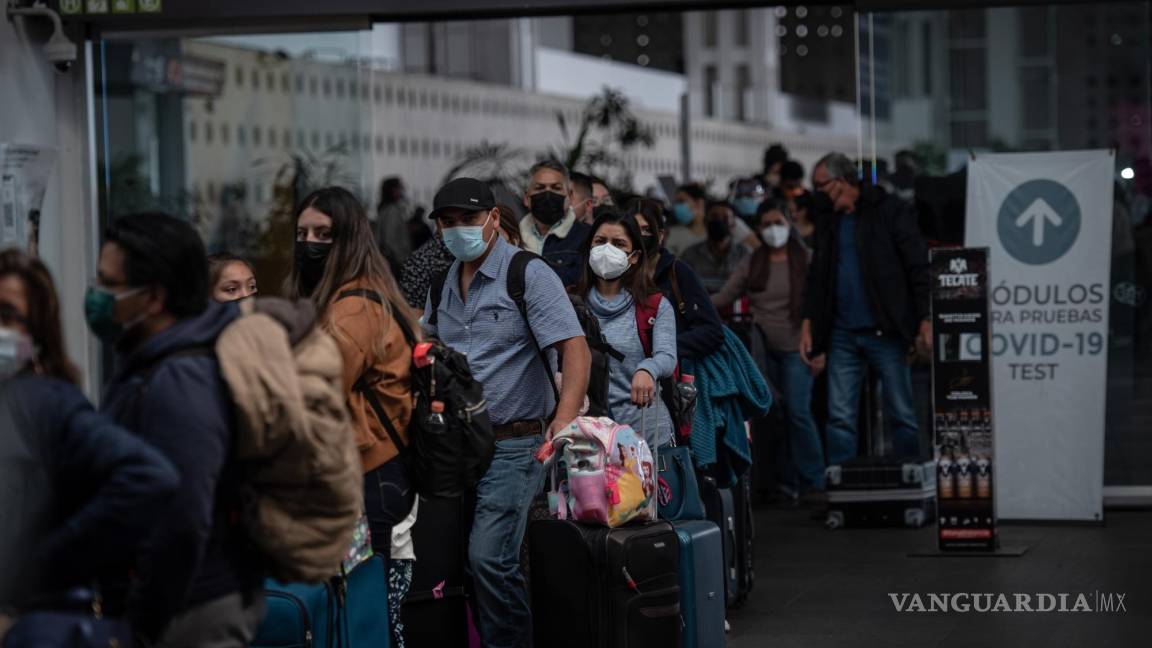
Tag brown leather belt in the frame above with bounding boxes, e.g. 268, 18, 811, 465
493, 418, 546, 442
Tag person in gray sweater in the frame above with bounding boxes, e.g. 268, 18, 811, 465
577, 209, 677, 451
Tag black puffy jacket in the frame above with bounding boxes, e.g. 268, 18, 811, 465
802, 186, 931, 355
0, 374, 178, 608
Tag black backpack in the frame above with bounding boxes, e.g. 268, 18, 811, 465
338, 289, 495, 499
427, 251, 622, 418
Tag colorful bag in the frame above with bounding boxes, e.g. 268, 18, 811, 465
546, 416, 656, 527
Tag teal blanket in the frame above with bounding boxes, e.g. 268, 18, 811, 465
682, 327, 772, 487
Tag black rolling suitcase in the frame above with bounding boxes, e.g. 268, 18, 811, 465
528, 519, 682, 648
699, 476, 738, 608
824, 458, 936, 529
730, 473, 756, 607
401, 495, 471, 646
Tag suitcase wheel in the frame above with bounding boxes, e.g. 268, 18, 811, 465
824, 510, 844, 530
904, 508, 926, 528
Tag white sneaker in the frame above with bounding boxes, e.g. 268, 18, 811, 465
725, 619, 731, 633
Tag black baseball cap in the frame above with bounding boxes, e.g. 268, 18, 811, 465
429, 177, 496, 220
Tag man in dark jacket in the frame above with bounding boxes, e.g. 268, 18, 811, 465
799, 153, 931, 464
519, 160, 592, 287
86, 213, 263, 646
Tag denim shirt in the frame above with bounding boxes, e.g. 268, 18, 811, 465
424, 237, 584, 426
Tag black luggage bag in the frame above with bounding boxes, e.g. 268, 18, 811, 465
528, 519, 682, 648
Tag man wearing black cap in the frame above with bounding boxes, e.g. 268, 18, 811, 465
423, 177, 591, 648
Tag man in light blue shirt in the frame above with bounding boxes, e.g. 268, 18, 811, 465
423, 177, 591, 648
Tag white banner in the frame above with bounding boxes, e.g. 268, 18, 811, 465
0, 143, 57, 254
965, 150, 1113, 521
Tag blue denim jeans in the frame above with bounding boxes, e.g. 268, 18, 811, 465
762, 350, 826, 491
826, 328, 920, 465
468, 434, 546, 648
363, 458, 415, 559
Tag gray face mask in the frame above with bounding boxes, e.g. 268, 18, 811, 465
0, 327, 35, 380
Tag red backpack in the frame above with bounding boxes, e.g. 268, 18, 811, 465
633, 292, 693, 441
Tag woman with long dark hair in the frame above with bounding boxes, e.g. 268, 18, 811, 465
578, 209, 677, 451
288, 186, 418, 646
624, 197, 726, 361
0, 249, 177, 643
711, 199, 825, 498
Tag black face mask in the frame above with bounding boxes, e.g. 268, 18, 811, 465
706, 220, 731, 243
530, 191, 566, 227
642, 234, 660, 257
295, 241, 333, 296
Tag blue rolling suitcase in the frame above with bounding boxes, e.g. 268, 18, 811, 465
672, 520, 726, 648
253, 554, 390, 648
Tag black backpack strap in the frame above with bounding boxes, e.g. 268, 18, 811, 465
427, 269, 449, 328
337, 289, 418, 347
354, 374, 410, 457
338, 288, 416, 455
506, 251, 561, 412
665, 261, 687, 316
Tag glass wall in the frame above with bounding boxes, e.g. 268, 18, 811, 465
92, 2, 1151, 489
853, 3, 1152, 487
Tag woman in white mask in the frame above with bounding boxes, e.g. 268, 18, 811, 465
0, 249, 178, 639
578, 210, 678, 451
711, 199, 827, 503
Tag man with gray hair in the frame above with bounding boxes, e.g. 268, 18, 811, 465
800, 152, 931, 468
518, 159, 592, 287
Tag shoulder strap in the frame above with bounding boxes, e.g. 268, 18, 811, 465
337, 289, 418, 347
338, 288, 413, 456
354, 374, 409, 458
506, 251, 561, 412
665, 261, 687, 316
427, 269, 449, 327
634, 292, 664, 358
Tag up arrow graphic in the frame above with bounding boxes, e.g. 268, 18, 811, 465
1015, 198, 1063, 247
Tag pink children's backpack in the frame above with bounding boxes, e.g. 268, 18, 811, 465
545, 416, 657, 527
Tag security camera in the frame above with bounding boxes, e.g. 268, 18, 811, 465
44, 28, 77, 72
6, 2, 77, 73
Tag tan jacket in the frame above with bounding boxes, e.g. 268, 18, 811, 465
218, 298, 362, 582
326, 280, 414, 474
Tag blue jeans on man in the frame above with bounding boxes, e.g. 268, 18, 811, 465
762, 350, 825, 492
468, 434, 546, 648
825, 328, 920, 465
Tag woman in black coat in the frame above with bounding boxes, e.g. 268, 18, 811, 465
623, 198, 726, 361
0, 249, 178, 639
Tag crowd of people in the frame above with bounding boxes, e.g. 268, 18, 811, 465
0, 143, 932, 648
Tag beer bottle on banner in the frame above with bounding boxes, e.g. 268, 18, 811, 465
956, 454, 974, 499
976, 457, 992, 499
938, 453, 955, 499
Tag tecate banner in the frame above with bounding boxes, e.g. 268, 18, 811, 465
930, 248, 995, 550
965, 150, 1114, 521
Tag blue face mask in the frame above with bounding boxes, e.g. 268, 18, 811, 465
441, 213, 494, 262
735, 197, 761, 218
672, 202, 694, 225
